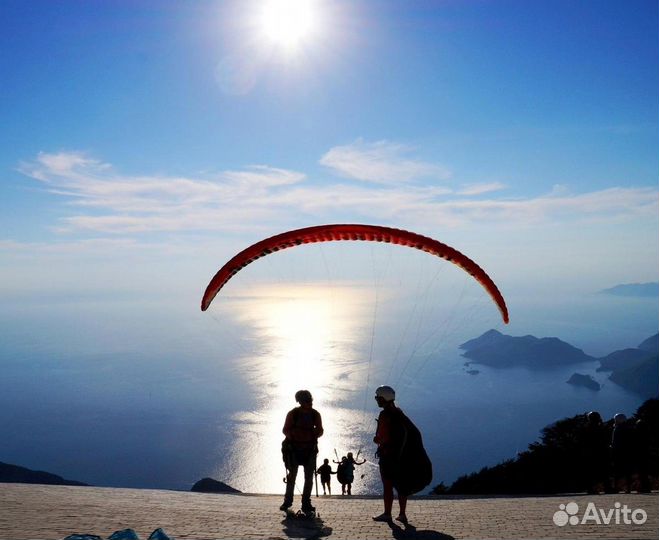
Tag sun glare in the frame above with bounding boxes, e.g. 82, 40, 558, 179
260, 0, 318, 50
217, 284, 375, 493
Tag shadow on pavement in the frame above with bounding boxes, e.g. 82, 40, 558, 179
281, 515, 333, 539
388, 521, 455, 540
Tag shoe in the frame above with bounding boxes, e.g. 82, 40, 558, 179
372, 513, 392, 522
280, 503, 292, 511
301, 504, 316, 513
395, 515, 408, 525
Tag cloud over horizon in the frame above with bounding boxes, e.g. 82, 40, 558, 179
320, 139, 452, 184
13, 150, 659, 237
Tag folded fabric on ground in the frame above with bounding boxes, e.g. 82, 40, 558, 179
63, 528, 172, 540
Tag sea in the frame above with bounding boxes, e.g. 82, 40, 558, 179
1, 267, 656, 495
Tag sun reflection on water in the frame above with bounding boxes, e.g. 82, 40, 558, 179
215, 283, 381, 494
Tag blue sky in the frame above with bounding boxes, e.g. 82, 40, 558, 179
1, 0, 657, 311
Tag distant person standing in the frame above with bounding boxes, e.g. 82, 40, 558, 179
316, 458, 336, 495
334, 455, 349, 494
581, 411, 610, 493
633, 418, 653, 493
611, 413, 632, 493
344, 452, 366, 495
281, 390, 324, 514
372, 385, 432, 525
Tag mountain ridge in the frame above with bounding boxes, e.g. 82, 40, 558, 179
599, 282, 659, 297
0, 461, 88, 487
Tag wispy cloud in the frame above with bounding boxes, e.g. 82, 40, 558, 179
408, 186, 659, 227
269, 184, 658, 228
19, 152, 307, 233
20, 151, 111, 182
0, 237, 141, 256
457, 182, 507, 196
223, 166, 306, 188
15, 150, 659, 237
320, 139, 451, 184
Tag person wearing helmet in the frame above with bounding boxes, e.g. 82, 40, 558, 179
334, 455, 349, 494
611, 412, 632, 493
280, 389, 324, 514
581, 411, 610, 493
633, 418, 653, 493
344, 451, 366, 495
372, 385, 408, 525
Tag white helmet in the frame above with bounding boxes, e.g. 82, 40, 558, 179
614, 413, 627, 424
375, 385, 395, 402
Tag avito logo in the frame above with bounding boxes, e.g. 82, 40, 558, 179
553, 502, 647, 526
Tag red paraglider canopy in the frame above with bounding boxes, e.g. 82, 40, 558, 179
201, 224, 509, 324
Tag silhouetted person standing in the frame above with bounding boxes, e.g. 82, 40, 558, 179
372, 385, 407, 523
281, 390, 323, 513
316, 458, 335, 495
334, 455, 349, 494
372, 385, 432, 525
581, 411, 610, 493
344, 451, 366, 495
633, 418, 652, 493
611, 413, 633, 493
372, 385, 433, 525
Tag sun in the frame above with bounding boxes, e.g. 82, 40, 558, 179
259, 0, 318, 51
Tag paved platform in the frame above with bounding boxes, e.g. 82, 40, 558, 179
0, 484, 657, 540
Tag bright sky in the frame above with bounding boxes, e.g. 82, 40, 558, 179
1, 0, 657, 300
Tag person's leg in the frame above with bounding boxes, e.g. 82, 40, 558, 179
301, 453, 315, 510
397, 494, 408, 523
373, 466, 394, 521
638, 454, 651, 492
283, 462, 299, 508
623, 459, 633, 493
382, 477, 394, 515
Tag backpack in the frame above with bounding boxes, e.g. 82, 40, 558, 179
335, 461, 347, 484
281, 407, 319, 467
391, 409, 433, 496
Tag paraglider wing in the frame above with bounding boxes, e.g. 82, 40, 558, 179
201, 224, 509, 323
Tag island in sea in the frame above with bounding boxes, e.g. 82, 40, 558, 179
191, 477, 241, 494
460, 329, 594, 368
599, 282, 659, 298
566, 373, 601, 391
461, 330, 658, 398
